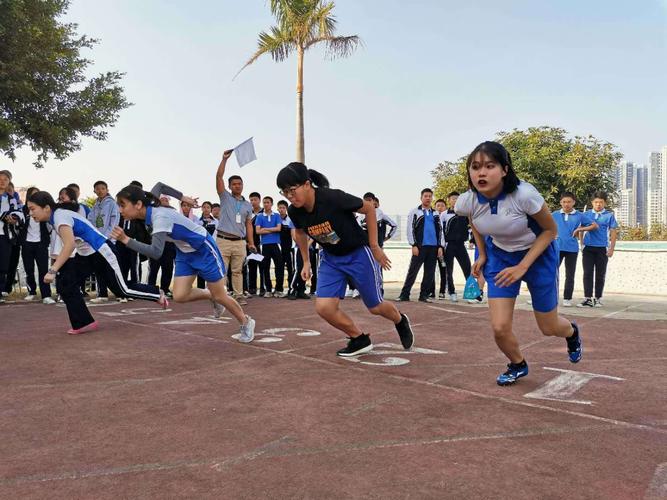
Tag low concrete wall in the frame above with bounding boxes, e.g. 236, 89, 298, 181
382, 244, 667, 297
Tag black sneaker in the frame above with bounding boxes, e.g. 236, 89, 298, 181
296, 292, 310, 299
336, 334, 373, 357
566, 322, 582, 363
395, 296, 410, 302
287, 293, 297, 301
395, 313, 414, 349
577, 298, 594, 308
418, 296, 433, 303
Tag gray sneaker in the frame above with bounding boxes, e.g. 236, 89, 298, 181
238, 316, 255, 343
211, 299, 226, 319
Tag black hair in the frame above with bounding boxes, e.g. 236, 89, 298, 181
93, 180, 108, 189
561, 191, 576, 201
592, 191, 608, 202
201, 201, 212, 208
447, 191, 460, 198
263, 196, 274, 204
26, 186, 40, 200
277, 200, 288, 208
212, 203, 220, 209
228, 175, 243, 186
363, 191, 375, 199
421, 188, 433, 196
58, 186, 78, 203
29, 191, 79, 213
465, 141, 520, 194
67, 183, 80, 189
116, 185, 161, 208
130, 180, 143, 188
435, 198, 446, 205
276, 162, 330, 190
374, 197, 379, 202
249, 192, 261, 199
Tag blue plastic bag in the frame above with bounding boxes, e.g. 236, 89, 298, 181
463, 275, 481, 300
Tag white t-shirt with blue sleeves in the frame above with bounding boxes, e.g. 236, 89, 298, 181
147, 206, 209, 253
455, 181, 545, 253
51, 208, 107, 256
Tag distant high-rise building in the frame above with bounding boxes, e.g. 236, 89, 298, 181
616, 161, 637, 226
647, 151, 664, 226
635, 165, 648, 226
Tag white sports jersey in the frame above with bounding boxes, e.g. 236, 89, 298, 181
51, 208, 107, 256
146, 206, 209, 253
454, 181, 545, 252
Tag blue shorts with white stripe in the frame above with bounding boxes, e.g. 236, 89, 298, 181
317, 246, 383, 309
174, 234, 226, 282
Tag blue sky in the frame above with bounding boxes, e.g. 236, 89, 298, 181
9, 0, 667, 214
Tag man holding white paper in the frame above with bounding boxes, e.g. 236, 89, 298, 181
215, 149, 256, 305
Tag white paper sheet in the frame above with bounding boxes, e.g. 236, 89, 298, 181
245, 253, 264, 263
234, 137, 257, 167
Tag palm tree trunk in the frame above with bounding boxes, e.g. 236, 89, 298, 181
296, 46, 305, 163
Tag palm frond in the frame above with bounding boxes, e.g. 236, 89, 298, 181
233, 26, 294, 80
305, 35, 361, 59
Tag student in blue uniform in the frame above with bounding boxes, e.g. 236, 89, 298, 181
578, 191, 618, 308
276, 162, 414, 357
27, 191, 165, 335
112, 183, 255, 342
455, 141, 582, 386
551, 192, 597, 307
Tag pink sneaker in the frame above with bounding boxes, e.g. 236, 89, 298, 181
67, 321, 99, 335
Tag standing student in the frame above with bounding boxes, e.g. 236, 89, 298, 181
88, 180, 119, 303
28, 192, 165, 335
442, 191, 473, 302
255, 196, 285, 297
19, 187, 54, 303
277, 200, 295, 292
455, 141, 582, 386
552, 192, 598, 307
197, 201, 218, 289
214, 151, 255, 305
211, 203, 221, 220
112, 183, 255, 342
277, 162, 414, 356
578, 191, 618, 308
247, 192, 264, 296
3, 181, 24, 295
397, 189, 443, 302
0, 170, 24, 303
431, 198, 448, 299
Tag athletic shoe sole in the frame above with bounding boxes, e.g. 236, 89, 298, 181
336, 344, 373, 357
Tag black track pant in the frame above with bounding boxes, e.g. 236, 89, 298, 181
148, 241, 176, 293
559, 251, 578, 300
444, 242, 471, 295
281, 246, 294, 291
4, 242, 21, 293
291, 247, 319, 294
21, 241, 51, 297
399, 245, 438, 300
0, 235, 12, 293
582, 246, 608, 299
261, 243, 284, 292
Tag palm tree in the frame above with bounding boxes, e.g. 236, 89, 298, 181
236, 0, 360, 163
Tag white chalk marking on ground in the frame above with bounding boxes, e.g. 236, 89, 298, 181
158, 316, 231, 325
343, 342, 446, 366
426, 305, 472, 314
0, 425, 617, 485
231, 327, 322, 343
523, 367, 625, 405
644, 463, 667, 500
99, 307, 172, 317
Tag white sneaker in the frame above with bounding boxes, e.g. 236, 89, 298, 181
1, 292, 9, 297
238, 316, 255, 343
345, 288, 354, 298
352, 290, 360, 299
90, 297, 109, 304
274, 291, 287, 298
211, 299, 226, 318
117, 297, 128, 303
449, 294, 458, 303
562, 299, 572, 307
42, 297, 56, 305
24, 295, 37, 301
594, 298, 603, 308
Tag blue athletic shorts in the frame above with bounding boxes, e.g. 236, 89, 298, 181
317, 246, 384, 309
483, 237, 558, 313
174, 235, 226, 282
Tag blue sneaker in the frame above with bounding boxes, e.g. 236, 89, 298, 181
496, 361, 529, 386
566, 322, 582, 363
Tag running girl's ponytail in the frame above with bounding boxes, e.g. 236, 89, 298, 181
276, 162, 330, 190
116, 185, 162, 207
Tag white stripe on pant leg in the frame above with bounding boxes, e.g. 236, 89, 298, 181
290, 250, 298, 292
204, 240, 225, 280
363, 246, 383, 305
98, 244, 160, 300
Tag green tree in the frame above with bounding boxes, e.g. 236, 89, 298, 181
648, 223, 667, 241
237, 0, 360, 163
432, 127, 622, 210
618, 225, 648, 241
431, 158, 468, 201
0, 0, 130, 168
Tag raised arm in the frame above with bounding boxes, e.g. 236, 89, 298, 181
215, 150, 234, 195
